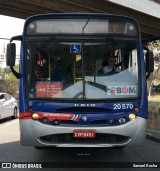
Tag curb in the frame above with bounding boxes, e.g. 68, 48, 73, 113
146, 129, 160, 143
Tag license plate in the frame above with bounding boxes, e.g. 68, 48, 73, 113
73, 130, 96, 138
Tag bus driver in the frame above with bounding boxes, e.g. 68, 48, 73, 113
103, 55, 121, 74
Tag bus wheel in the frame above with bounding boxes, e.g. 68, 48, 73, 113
11, 107, 18, 119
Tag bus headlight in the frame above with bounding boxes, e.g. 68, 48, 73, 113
32, 113, 39, 120
129, 113, 137, 121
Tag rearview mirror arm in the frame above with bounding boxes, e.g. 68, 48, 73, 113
10, 66, 21, 79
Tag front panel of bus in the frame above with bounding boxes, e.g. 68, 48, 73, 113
19, 14, 148, 147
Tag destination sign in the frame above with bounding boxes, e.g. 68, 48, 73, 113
26, 19, 136, 36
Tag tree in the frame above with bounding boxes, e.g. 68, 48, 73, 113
0, 65, 19, 97
148, 40, 160, 96
6, 65, 19, 80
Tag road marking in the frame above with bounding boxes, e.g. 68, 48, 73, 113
0, 119, 18, 126
6, 119, 18, 126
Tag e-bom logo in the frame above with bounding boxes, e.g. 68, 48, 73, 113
107, 86, 136, 95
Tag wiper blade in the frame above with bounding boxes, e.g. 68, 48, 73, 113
85, 81, 107, 92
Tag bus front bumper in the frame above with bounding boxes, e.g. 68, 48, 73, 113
19, 116, 147, 147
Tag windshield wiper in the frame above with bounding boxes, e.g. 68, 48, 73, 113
85, 81, 107, 92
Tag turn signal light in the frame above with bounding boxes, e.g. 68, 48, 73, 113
32, 113, 39, 120
134, 108, 140, 113
129, 113, 137, 121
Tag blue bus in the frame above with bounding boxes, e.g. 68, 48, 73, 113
6, 13, 153, 148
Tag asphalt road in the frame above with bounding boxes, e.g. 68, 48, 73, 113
0, 118, 160, 171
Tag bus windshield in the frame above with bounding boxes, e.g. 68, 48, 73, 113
26, 18, 139, 100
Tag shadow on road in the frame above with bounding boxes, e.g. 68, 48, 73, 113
0, 141, 123, 162
0, 141, 160, 171
0, 117, 17, 124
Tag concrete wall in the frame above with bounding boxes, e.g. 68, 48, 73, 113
108, 0, 160, 18
0, 80, 19, 99
148, 101, 160, 131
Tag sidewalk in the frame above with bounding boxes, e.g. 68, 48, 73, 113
146, 129, 160, 143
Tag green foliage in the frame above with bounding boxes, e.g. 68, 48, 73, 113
0, 65, 19, 97
0, 65, 19, 80
0, 68, 6, 79
7, 73, 17, 80
6, 65, 19, 80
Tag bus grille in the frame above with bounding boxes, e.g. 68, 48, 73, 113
38, 133, 130, 144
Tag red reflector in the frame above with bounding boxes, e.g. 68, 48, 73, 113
73, 130, 96, 138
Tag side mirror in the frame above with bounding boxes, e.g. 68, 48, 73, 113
6, 43, 16, 66
6, 35, 22, 79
